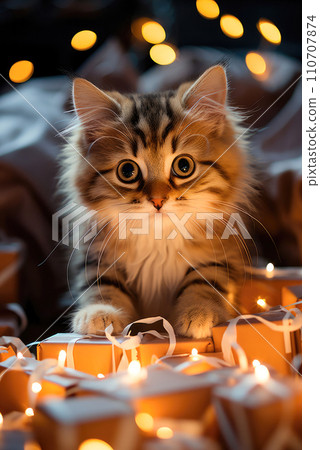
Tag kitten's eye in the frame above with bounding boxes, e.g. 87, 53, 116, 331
117, 160, 141, 183
172, 155, 195, 178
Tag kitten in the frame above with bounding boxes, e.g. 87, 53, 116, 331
61, 65, 255, 338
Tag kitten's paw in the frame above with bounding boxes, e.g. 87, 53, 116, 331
173, 304, 218, 339
72, 304, 128, 335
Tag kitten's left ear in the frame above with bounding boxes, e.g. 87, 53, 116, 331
180, 65, 227, 112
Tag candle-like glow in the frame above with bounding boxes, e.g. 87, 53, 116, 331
97, 373, 105, 379
141, 21, 166, 44
57, 350, 67, 368
254, 364, 270, 383
71, 30, 97, 51
31, 382, 42, 394
220, 15, 244, 39
257, 19, 281, 44
191, 348, 198, 357
128, 360, 141, 377
196, 0, 220, 19
245, 52, 267, 76
256, 298, 270, 311
266, 262, 274, 272
17, 351, 24, 359
252, 359, 261, 368
156, 426, 174, 439
25, 408, 34, 417
0, 412, 3, 427
135, 412, 154, 432
149, 44, 177, 65
78, 439, 113, 450
9, 60, 34, 84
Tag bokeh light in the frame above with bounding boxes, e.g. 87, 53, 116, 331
135, 412, 154, 432
245, 52, 267, 75
220, 15, 244, 39
9, 60, 34, 83
71, 30, 97, 51
150, 44, 177, 65
31, 382, 42, 394
131, 17, 151, 41
196, 0, 220, 19
25, 408, 34, 417
78, 439, 113, 450
141, 21, 166, 44
254, 364, 270, 383
156, 426, 174, 439
257, 19, 281, 44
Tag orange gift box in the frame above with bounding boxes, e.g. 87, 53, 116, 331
282, 285, 302, 310
37, 333, 214, 376
156, 352, 227, 375
76, 366, 213, 420
239, 267, 302, 313
34, 396, 140, 450
212, 309, 302, 375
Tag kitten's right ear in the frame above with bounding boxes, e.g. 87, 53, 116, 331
72, 78, 121, 127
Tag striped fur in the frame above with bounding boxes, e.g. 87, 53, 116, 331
60, 65, 257, 338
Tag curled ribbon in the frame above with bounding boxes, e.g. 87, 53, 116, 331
0, 336, 32, 358
221, 306, 302, 366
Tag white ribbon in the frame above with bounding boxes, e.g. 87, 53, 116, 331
0, 336, 32, 358
221, 306, 302, 365
157, 352, 230, 373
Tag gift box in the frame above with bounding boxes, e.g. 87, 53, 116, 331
37, 333, 214, 376
212, 308, 302, 375
76, 366, 213, 420
239, 267, 302, 313
214, 371, 302, 450
156, 352, 227, 376
0, 240, 24, 304
282, 285, 302, 310
33, 396, 140, 450
0, 336, 31, 362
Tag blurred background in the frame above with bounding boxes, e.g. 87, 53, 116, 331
0, 0, 302, 341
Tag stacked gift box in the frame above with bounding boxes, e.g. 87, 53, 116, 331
0, 267, 302, 449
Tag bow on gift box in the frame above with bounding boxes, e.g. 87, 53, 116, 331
65, 316, 177, 373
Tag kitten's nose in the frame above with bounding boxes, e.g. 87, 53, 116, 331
150, 198, 165, 211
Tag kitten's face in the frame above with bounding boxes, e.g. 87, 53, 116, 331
71, 66, 251, 230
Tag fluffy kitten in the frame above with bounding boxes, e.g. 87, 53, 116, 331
61, 65, 255, 338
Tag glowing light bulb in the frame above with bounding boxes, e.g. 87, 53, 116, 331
58, 350, 67, 368
0, 412, 3, 427
196, 0, 220, 19
156, 426, 174, 439
149, 44, 177, 65
17, 351, 24, 359
254, 364, 270, 383
71, 30, 97, 51
141, 21, 166, 44
78, 439, 113, 450
252, 359, 261, 368
266, 263, 274, 272
25, 408, 34, 417
220, 15, 244, 39
135, 412, 154, 432
128, 360, 141, 377
97, 373, 105, 379
245, 52, 267, 76
9, 61, 34, 84
257, 298, 266, 308
257, 19, 281, 45
31, 382, 42, 394
191, 348, 198, 357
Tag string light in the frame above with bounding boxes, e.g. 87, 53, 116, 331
25, 408, 34, 417
97, 373, 105, 379
257, 19, 281, 44
78, 439, 113, 450
156, 426, 174, 439
128, 360, 142, 377
31, 382, 42, 394
57, 350, 67, 368
17, 352, 24, 359
220, 15, 244, 38
266, 263, 274, 272
245, 52, 267, 76
131, 17, 151, 41
254, 364, 270, 383
252, 359, 261, 368
150, 44, 177, 65
141, 21, 166, 44
0, 412, 3, 427
9, 61, 34, 83
196, 0, 220, 19
191, 348, 198, 357
71, 30, 97, 51
135, 413, 154, 432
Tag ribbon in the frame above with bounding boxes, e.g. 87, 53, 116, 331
221, 306, 302, 366
0, 336, 32, 359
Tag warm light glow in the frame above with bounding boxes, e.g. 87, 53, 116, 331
156, 426, 174, 439
257, 298, 267, 308
191, 348, 198, 357
58, 350, 67, 368
266, 262, 274, 272
131, 17, 151, 41
135, 412, 154, 432
257, 19, 281, 44
0, 412, 3, 427
78, 439, 113, 450
17, 351, 24, 359
141, 21, 166, 44
220, 15, 244, 38
25, 408, 34, 417
71, 30, 97, 51
128, 360, 142, 377
24, 441, 42, 450
254, 364, 270, 383
196, 0, 220, 19
150, 44, 176, 65
252, 359, 261, 368
9, 60, 34, 83
97, 373, 105, 379
31, 382, 42, 394
245, 52, 267, 76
